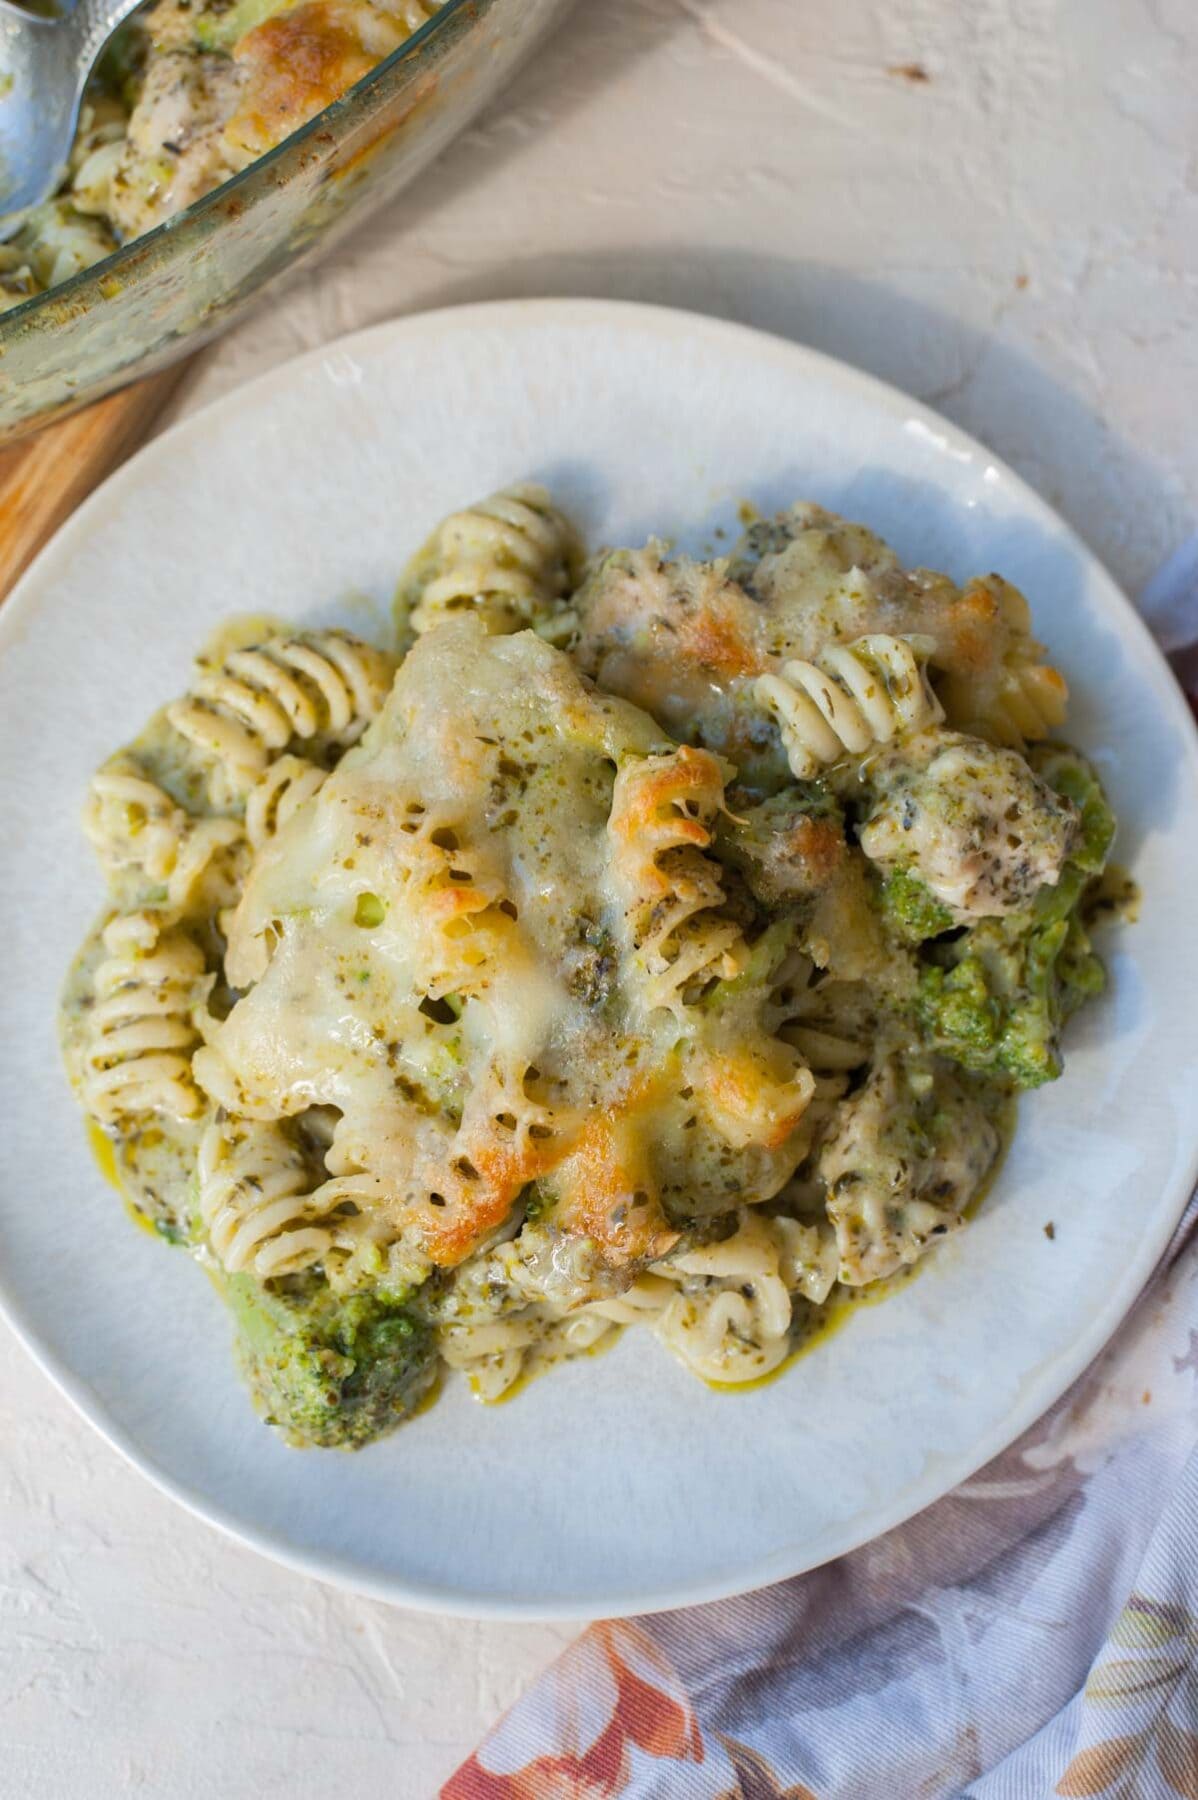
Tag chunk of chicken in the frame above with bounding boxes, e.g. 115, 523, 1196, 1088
729, 503, 1015, 678
108, 50, 248, 238
728, 502, 904, 650
858, 729, 1077, 919
819, 1056, 1000, 1285
574, 543, 767, 733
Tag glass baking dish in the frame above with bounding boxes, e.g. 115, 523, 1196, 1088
0, 0, 571, 442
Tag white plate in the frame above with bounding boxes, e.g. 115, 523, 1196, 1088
1, 301, 1195, 1620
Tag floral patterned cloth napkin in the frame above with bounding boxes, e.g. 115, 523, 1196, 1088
443, 549, 1198, 1800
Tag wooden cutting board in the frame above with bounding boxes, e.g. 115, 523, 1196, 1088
0, 369, 186, 602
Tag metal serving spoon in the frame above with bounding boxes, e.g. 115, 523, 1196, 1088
0, 0, 144, 215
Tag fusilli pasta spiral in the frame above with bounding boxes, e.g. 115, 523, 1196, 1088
968, 659, 1069, 745
85, 760, 185, 885
934, 577, 1068, 747
83, 911, 209, 1123
243, 753, 328, 851
754, 634, 943, 778
197, 1116, 357, 1280
84, 758, 244, 916
767, 948, 869, 1084
438, 1307, 616, 1403
608, 747, 746, 1016
405, 484, 581, 637
587, 1209, 837, 1384
166, 630, 394, 803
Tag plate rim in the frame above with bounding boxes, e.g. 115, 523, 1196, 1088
2, 296, 1196, 1620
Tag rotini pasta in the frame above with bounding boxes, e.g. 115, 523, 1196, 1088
82, 911, 210, 1123
299, 1058, 569, 1279
388, 800, 523, 1003
946, 658, 1069, 747
754, 634, 943, 779
934, 579, 1068, 747
84, 757, 245, 917
437, 1314, 544, 1401
608, 747, 747, 1016
587, 1210, 838, 1384
84, 759, 188, 886
439, 1307, 617, 1403
244, 754, 328, 850
60, 490, 1118, 1450
403, 484, 581, 637
197, 1116, 358, 1280
766, 947, 870, 1082
990, 661, 1070, 742
166, 630, 394, 802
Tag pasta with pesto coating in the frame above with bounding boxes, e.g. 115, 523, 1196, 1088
81, 911, 211, 1124
607, 746, 747, 1016
401, 484, 582, 638
166, 629, 395, 802
934, 577, 1068, 746
754, 633, 944, 779
244, 754, 328, 851
84, 757, 245, 917
198, 1116, 361, 1281
58, 487, 1122, 1451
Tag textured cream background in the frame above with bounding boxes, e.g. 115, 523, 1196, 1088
1, 1, 1194, 1794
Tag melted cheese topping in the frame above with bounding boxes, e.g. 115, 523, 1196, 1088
225, 0, 437, 160
58, 490, 1117, 1446
196, 622, 819, 1271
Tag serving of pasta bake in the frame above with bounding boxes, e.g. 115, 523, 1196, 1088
60, 486, 1122, 1450
0, 0, 445, 310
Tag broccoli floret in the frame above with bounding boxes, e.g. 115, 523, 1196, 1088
218, 1271, 438, 1449
877, 867, 956, 944
194, 0, 292, 51
915, 747, 1114, 1088
918, 907, 1108, 1089
1028, 744, 1115, 877
919, 919, 1060, 1087
1057, 916, 1107, 1003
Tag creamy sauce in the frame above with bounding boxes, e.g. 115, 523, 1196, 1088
703, 1103, 1015, 1394
59, 491, 1121, 1451
471, 1327, 623, 1407
86, 1119, 160, 1240
1088, 863, 1141, 926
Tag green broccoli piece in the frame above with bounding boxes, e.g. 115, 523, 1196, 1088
194, 0, 293, 52
1028, 743, 1115, 877
218, 1270, 438, 1449
918, 907, 1107, 1089
915, 747, 1113, 1089
919, 918, 1063, 1087
877, 867, 956, 944
919, 955, 1001, 1059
